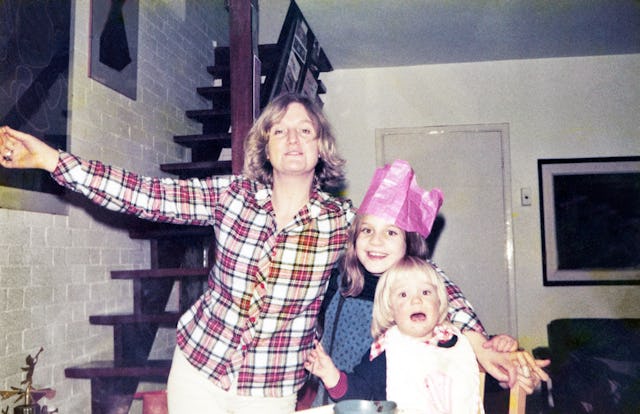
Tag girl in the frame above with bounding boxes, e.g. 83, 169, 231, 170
307, 256, 484, 413
305, 160, 547, 408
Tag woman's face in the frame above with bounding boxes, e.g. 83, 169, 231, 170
389, 271, 441, 341
266, 102, 320, 181
355, 214, 407, 275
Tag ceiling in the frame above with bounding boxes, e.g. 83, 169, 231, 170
262, 0, 640, 69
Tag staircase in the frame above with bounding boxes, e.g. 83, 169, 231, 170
63, 8, 333, 412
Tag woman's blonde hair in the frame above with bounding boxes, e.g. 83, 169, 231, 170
339, 214, 429, 297
242, 93, 345, 190
371, 256, 449, 339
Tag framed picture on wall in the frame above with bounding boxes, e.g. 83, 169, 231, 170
90, 0, 139, 99
292, 19, 308, 64
538, 156, 640, 285
301, 69, 318, 98
263, 1, 332, 106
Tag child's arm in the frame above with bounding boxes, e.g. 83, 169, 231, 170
305, 341, 386, 401
304, 340, 341, 388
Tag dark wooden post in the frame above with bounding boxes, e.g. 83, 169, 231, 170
228, 0, 259, 174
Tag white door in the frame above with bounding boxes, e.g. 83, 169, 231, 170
376, 124, 515, 335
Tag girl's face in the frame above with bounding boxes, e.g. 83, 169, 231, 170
390, 272, 441, 341
356, 214, 407, 275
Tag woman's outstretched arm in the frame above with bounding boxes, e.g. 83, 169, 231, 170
0, 126, 59, 172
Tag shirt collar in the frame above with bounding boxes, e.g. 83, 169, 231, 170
255, 183, 328, 218
369, 324, 457, 360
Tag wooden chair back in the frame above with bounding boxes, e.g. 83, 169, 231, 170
478, 372, 527, 414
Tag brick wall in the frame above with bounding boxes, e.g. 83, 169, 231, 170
0, 1, 228, 412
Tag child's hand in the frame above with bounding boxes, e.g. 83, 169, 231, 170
304, 340, 341, 388
483, 334, 518, 353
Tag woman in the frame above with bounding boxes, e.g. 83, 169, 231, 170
0, 93, 355, 413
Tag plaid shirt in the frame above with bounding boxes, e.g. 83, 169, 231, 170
52, 151, 355, 397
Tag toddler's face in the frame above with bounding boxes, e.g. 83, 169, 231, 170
355, 214, 406, 275
389, 272, 441, 341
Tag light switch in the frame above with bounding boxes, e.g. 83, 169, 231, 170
521, 187, 532, 206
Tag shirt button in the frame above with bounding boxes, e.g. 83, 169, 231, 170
249, 316, 256, 323
242, 345, 247, 351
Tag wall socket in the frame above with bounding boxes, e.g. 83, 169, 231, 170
521, 187, 532, 206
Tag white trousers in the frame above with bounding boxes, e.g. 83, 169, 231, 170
166, 347, 297, 414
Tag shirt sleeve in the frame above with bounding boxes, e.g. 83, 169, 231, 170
429, 260, 489, 338
328, 351, 387, 401
51, 151, 224, 225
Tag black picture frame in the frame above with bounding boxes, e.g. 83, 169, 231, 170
89, 0, 139, 100
538, 156, 640, 286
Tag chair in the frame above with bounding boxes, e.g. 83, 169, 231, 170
134, 390, 168, 414
479, 372, 526, 414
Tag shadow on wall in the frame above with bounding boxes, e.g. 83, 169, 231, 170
426, 215, 445, 259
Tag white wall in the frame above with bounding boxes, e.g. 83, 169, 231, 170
320, 54, 640, 350
0, 1, 227, 412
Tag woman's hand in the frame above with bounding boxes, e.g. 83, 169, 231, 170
466, 331, 550, 393
509, 350, 551, 394
304, 340, 341, 388
0, 126, 59, 172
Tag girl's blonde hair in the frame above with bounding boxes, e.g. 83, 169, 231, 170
339, 214, 429, 297
242, 93, 346, 191
371, 256, 449, 339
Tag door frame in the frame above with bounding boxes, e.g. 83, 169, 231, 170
375, 123, 517, 335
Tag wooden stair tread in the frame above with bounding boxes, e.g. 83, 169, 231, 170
206, 67, 230, 87
185, 110, 231, 131
197, 86, 230, 101
207, 43, 281, 87
112, 267, 209, 279
206, 62, 276, 77
173, 132, 231, 148
213, 43, 280, 66
207, 65, 229, 76
89, 312, 182, 325
186, 108, 229, 118
65, 360, 172, 378
159, 160, 232, 178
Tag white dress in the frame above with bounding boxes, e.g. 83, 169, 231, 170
383, 325, 483, 414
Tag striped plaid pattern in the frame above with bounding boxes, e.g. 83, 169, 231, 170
52, 151, 355, 397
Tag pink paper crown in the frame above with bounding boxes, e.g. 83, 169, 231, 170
358, 160, 443, 238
